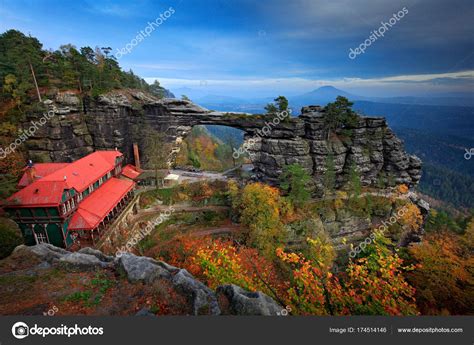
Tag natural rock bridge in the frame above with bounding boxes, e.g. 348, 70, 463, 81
22, 91, 422, 190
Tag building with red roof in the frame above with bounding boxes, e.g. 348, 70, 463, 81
4, 150, 137, 248
121, 164, 143, 180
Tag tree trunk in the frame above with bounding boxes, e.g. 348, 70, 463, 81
29, 61, 42, 102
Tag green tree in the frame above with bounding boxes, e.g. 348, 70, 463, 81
0, 218, 23, 259
238, 183, 288, 257
149, 80, 165, 98
274, 95, 289, 112
264, 103, 277, 115
349, 163, 362, 197
323, 154, 336, 195
144, 128, 171, 188
280, 163, 312, 208
265, 95, 290, 121
323, 96, 358, 139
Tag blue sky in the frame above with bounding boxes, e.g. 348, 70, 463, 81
1, 0, 473, 97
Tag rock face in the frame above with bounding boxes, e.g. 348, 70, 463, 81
22, 90, 421, 190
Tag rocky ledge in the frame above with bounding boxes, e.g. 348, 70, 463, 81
0, 244, 282, 316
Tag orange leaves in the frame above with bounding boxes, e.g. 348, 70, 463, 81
276, 248, 301, 264
276, 246, 331, 315
195, 239, 286, 298
397, 184, 409, 194
407, 232, 473, 315
275, 235, 419, 316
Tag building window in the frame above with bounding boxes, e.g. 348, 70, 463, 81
71, 198, 75, 209
89, 185, 93, 193
66, 201, 71, 213
62, 204, 66, 214
36, 233, 48, 244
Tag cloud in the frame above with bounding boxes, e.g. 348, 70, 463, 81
85, 0, 149, 18
262, 0, 474, 45
149, 70, 474, 97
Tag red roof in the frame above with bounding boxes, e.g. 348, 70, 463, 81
6, 151, 122, 207
121, 164, 143, 180
68, 177, 134, 231
17, 163, 70, 188
41, 151, 122, 193
6, 180, 69, 207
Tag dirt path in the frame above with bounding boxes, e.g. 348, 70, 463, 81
189, 224, 241, 237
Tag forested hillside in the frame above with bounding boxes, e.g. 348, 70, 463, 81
0, 30, 173, 199
175, 126, 244, 171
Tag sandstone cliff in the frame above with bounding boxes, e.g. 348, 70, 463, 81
22, 90, 421, 191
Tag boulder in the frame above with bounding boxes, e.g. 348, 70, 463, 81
172, 269, 221, 315
58, 252, 109, 269
116, 253, 172, 283
217, 284, 282, 316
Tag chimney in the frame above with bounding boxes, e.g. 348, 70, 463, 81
133, 143, 141, 170
26, 165, 37, 184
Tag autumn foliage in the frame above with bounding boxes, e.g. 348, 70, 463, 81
194, 239, 287, 300
407, 231, 474, 315
276, 234, 419, 315
234, 182, 292, 257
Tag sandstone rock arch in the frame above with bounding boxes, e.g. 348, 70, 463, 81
23, 93, 422, 190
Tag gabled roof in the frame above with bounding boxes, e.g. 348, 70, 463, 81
40, 151, 122, 192
17, 163, 70, 188
121, 164, 143, 180
6, 180, 69, 207
68, 177, 134, 231
6, 151, 123, 207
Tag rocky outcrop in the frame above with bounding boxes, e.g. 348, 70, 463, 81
3, 244, 281, 316
117, 253, 220, 315
217, 284, 283, 316
22, 90, 421, 190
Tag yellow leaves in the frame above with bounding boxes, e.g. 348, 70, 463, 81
0, 122, 17, 136
275, 247, 301, 264
332, 191, 347, 209
400, 204, 423, 231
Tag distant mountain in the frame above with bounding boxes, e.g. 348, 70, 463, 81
291, 86, 363, 106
